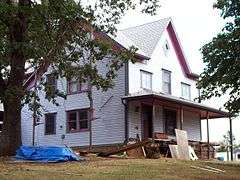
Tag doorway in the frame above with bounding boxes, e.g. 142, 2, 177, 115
164, 109, 177, 136
142, 105, 153, 139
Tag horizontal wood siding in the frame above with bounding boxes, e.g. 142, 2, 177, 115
21, 61, 126, 147
127, 104, 201, 141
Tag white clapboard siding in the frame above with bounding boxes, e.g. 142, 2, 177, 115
21, 60, 126, 147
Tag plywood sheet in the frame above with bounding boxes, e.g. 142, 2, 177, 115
169, 145, 179, 159
175, 129, 190, 160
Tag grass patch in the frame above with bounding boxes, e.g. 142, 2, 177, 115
0, 157, 240, 180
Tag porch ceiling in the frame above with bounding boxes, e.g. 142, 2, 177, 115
122, 91, 231, 119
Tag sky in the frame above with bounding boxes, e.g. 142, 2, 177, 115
118, 0, 240, 144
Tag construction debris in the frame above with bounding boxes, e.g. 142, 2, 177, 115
190, 165, 225, 174
169, 145, 179, 159
189, 146, 198, 161
98, 139, 152, 157
175, 129, 190, 160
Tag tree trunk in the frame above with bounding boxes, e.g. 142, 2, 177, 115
0, 99, 22, 156
88, 83, 93, 151
0, 0, 29, 156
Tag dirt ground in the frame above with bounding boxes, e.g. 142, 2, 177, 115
0, 156, 240, 180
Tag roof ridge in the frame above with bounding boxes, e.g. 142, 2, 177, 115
119, 17, 171, 31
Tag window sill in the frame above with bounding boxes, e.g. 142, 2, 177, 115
67, 90, 89, 95
67, 129, 89, 134
45, 133, 56, 136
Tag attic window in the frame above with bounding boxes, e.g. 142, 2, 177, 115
163, 40, 170, 56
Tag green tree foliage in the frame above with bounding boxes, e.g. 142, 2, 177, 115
0, 0, 159, 155
197, 0, 240, 115
218, 131, 236, 152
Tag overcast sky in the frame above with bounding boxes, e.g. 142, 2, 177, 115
118, 0, 240, 144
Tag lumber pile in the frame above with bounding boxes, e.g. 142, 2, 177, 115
98, 139, 152, 157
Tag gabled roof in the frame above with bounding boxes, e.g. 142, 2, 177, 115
119, 17, 198, 80
120, 17, 171, 57
24, 17, 199, 88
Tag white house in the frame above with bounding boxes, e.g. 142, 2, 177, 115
21, 18, 229, 149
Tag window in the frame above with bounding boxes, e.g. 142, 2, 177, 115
162, 69, 171, 94
181, 83, 191, 100
238, 154, 240, 160
140, 70, 152, 90
67, 109, 89, 133
67, 78, 88, 94
46, 74, 57, 91
45, 113, 56, 135
163, 40, 170, 56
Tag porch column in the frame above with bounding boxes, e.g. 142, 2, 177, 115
229, 117, 233, 161
180, 106, 183, 130
152, 101, 155, 138
206, 111, 210, 159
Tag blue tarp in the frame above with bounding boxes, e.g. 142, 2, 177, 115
15, 146, 82, 163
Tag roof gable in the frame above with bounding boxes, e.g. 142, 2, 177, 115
120, 17, 171, 57
120, 18, 198, 80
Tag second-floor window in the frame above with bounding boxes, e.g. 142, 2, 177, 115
67, 109, 89, 133
46, 74, 57, 91
140, 70, 152, 90
181, 83, 191, 100
45, 113, 56, 135
162, 69, 171, 94
67, 78, 88, 94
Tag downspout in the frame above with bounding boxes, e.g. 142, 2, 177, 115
123, 62, 129, 142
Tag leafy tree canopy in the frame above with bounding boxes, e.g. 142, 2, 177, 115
0, 0, 159, 155
197, 0, 240, 115
0, 0, 159, 112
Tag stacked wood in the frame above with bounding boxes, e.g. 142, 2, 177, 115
189, 142, 216, 160
98, 139, 152, 157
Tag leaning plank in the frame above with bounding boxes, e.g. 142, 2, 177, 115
98, 139, 152, 157
169, 145, 179, 159
189, 146, 198, 161
175, 129, 190, 160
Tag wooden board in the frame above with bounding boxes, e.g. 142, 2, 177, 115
175, 129, 190, 160
189, 146, 198, 160
98, 139, 152, 157
169, 145, 179, 159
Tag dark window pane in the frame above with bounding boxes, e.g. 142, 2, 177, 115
46, 74, 57, 91
45, 113, 56, 135
79, 110, 88, 120
69, 112, 77, 121
68, 112, 77, 132
79, 120, 88, 130
68, 122, 77, 131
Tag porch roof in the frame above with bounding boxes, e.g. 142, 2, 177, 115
122, 91, 230, 119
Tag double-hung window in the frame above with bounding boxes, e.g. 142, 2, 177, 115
45, 113, 56, 135
162, 69, 171, 94
46, 74, 57, 91
67, 109, 89, 133
67, 78, 88, 94
140, 70, 152, 90
181, 83, 191, 100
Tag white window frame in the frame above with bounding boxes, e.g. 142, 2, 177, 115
140, 70, 152, 90
181, 82, 191, 100
162, 69, 171, 94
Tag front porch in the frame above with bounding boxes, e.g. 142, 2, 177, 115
123, 91, 230, 159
